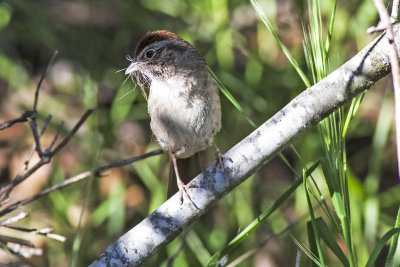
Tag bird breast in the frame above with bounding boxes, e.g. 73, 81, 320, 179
147, 70, 221, 158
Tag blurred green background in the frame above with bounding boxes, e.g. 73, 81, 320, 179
0, 0, 399, 266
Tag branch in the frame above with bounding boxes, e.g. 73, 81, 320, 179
392, 0, 400, 19
0, 149, 163, 217
33, 51, 58, 112
0, 109, 94, 200
90, 24, 400, 266
0, 50, 57, 131
372, 0, 400, 183
0, 111, 35, 131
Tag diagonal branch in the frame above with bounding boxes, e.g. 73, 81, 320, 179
90, 24, 400, 267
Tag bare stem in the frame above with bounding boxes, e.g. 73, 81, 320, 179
0, 110, 94, 200
0, 111, 35, 130
33, 51, 58, 112
0, 149, 163, 217
50, 109, 94, 156
373, 0, 400, 183
16, 115, 52, 177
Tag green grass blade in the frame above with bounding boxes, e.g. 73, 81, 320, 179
304, 169, 325, 266
207, 66, 257, 128
291, 235, 325, 267
307, 220, 320, 267
332, 192, 357, 266
186, 230, 212, 266
250, 0, 311, 88
342, 91, 365, 138
386, 208, 400, 266
207, 161, 320, 266
325, 0, 337, 57
366, 228, 400, 267
315, 217, 349, 267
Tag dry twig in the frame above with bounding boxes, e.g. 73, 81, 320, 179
0, 149, 163, 217
370, 0, 400, 182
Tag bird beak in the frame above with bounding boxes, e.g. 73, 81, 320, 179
125, 61, 138, 75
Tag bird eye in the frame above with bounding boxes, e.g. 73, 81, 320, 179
145, 50, 155, 58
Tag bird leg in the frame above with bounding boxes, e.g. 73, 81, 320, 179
170, 153, 199, 210
213, 143, 233, 170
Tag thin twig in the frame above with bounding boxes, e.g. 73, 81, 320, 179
0, 110, 94, 200
0, 171, 92, 217
295, 250, 301, 267
94, 149, 163, 174
0, 225, 66, 242
39, 115, 52, 136
372, 0, 400, 183
50, 109, 94, 156
16, 115, 52, 177
1, 224, 41, 232
0, 149, 163, 217
45, 121, 64, 154
0, 51, 57, 131
29, 119, 44, 157
0, 212, 28, 225
33, 51, 58, 112
6, 243, 43, 259
0, 111, 35, 131
0, 235, 34, 248
0, 160, 46, 201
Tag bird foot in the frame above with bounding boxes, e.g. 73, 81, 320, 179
177, 180, 199, 210
214, 144, 233, 171
170, 153, 199, 210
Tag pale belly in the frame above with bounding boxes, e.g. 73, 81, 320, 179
147, 76, 221, 158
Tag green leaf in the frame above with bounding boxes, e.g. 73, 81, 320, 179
386, 208, 400, 266
366, 228, 400, 267
207, 67, 257, 128
250, 0, 311, 88
307, 220, 320, 267
304, 169, 324, 266
315, 217, 349, 267
332, 192, 345, 220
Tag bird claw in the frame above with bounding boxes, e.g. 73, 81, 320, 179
177, 181, 199, 209
214, 145, 233, 171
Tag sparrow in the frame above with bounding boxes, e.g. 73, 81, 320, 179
125, 30, 229, 208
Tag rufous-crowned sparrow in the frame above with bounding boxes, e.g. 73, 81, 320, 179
125, 30, 228, 208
